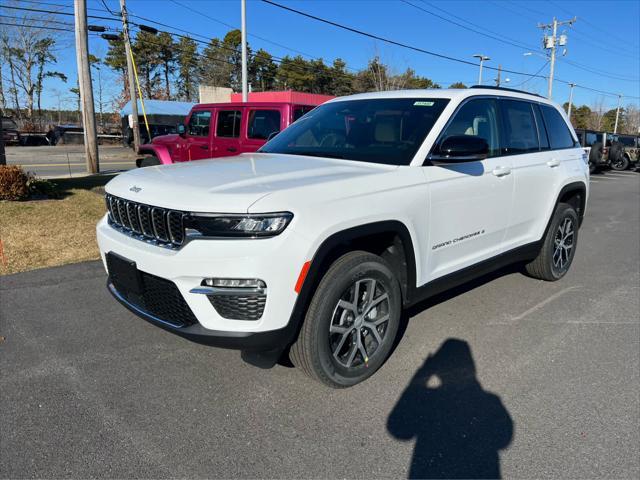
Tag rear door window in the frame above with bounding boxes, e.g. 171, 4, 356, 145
500, 100, 540, 154
540, 105, 576, 149
188, 110, 211, 137
216, 110, 242, 138
532, 104, 550, 150
247, 109, 281, 140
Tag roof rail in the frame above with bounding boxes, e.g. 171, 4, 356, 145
469, 85, 545, 98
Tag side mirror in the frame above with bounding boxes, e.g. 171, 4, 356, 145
177, 123, 186, 136
266, 130, 280, 141
428, 135, 489, 163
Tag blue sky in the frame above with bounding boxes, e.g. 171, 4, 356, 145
4, 0, 640, 111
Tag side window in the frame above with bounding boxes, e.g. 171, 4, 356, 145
500, 100, 540, 154
532, 104, 550, 150
438, 98, 501, 157
540, 105, 576, 150
216, 110, 242, 138
585, 132, 597, 146
247, 109, 281, 140
187, 110, 211, 137
293, 105, 315, 121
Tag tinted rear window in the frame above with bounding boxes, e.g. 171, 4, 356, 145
541, 105, 576, 149
248, 110, 281, 140
501, 100, 539, 154
532, 104, 549, 150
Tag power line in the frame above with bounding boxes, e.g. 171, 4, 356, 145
406, 0, 638, 82
401, 0, 537, 52
261, 0, 640, 100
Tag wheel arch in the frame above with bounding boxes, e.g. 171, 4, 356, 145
283, 221, 419, 348
557, 181, 587, 226
137, 144, 173, 167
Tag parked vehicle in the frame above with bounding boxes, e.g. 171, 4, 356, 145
607, 133, 639, 170
575, 129, 610, 173
1, 117, 21, 145
97, 86, 588, 387
136, 102, 318, 167
121, 99, 195, 148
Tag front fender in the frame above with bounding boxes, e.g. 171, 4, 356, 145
138, 144, 174, 165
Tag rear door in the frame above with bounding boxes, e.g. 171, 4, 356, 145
211, 108, 243, 157
241, 107, 284, 153
500, 99, 558, 249
185, 109, 213, 161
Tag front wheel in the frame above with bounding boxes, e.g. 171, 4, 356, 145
290, 251, 402, 388
525, 202, 579, 281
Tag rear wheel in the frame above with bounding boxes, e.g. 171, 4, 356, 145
525, 202, 579, 281
290, 251, 402, 388
611, 154, 629, 171
139, 156, 161, 168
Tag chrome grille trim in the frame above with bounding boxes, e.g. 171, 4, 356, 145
105, 194, 186, 249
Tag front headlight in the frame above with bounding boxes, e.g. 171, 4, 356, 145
185, 212, 293, 238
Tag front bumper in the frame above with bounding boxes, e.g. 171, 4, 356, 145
96, 215, 311, 349
107, 279, 296, 350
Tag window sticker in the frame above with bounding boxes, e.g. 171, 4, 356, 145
413, 101, 435, 107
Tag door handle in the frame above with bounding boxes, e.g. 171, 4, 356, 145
492, 166, 511, 177
227, 147, 237, 152
547, 158, 561, 168
199, 145, 209, 150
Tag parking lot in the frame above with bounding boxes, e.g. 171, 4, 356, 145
0, 170, 638, 478
5, 145, 136, 178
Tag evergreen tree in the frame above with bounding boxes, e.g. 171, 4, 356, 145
176, 36, 198, 101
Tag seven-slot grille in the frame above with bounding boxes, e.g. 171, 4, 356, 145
106, 193, 185, 248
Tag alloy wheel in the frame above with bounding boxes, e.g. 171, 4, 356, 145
553, 217, 575, 272
329, 278, 390, 368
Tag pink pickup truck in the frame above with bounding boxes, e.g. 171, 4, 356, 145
137, 96, 331, 167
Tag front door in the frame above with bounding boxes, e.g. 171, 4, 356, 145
423, 97, 515, 282
185, 109, 213, 161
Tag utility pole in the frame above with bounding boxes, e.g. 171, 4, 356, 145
538, 16, 575, 99
614, 94, 622, 134
472, 54, 490, 85
241, 0, 248, 102
567, 82, 575, 121
119, 0, 141, 151
494, 65, 502, 87
74, 0, 99, 173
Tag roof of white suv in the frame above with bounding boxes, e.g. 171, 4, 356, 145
329, 87, 556, 107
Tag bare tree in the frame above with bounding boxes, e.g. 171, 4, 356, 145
1, 5, 70, 122
623, 104, 640, 135
588, 97, 607, 131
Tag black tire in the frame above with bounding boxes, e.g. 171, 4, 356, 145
610, 152, 630, 171
588, 142, 603, 173
139, 156, 161, 168
290, 251, 402, 388
525, 202, 579, 281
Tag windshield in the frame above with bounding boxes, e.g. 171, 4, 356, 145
260, 98, 450, 165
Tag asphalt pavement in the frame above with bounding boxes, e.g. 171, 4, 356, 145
1, 170, 638, 478
5, 145, 136, 178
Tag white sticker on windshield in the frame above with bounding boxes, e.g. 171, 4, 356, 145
414, 101, 435, 106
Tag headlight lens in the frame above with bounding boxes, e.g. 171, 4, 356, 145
185, 212, 293, 238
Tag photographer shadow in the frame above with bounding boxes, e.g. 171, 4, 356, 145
387, 338, 513, 479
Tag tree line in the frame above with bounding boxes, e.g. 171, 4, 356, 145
104, 28, 467, 103
563, 101, 640, 135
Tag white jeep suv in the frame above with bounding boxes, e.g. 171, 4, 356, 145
97, 87, 588, 388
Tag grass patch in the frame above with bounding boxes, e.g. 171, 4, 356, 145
0, 174, 116, 275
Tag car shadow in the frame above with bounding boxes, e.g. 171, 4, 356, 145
387, 338, 513, 479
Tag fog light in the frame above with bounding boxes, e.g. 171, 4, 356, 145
203, 278, 266, 289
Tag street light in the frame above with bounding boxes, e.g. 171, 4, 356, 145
473, 54, 490, 85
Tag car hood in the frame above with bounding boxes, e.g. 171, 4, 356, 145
105, 153, 396, 213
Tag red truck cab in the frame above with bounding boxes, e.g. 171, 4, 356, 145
137, 101, 320, 167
